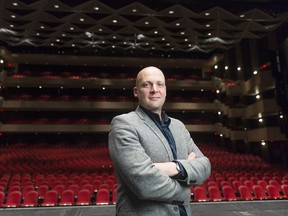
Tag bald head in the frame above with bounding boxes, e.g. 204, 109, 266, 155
136, 66, 165, 87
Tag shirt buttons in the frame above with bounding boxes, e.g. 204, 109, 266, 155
174, 206, 179, 211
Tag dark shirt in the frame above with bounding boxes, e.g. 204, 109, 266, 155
140, 106, 188, 216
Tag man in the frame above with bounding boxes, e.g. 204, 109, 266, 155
108, 66, 211, 216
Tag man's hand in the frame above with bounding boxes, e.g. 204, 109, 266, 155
153, 152, 196, 176
187, 152, 196, 160
154, 162, 179, 177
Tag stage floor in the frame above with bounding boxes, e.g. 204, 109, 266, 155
0, 200, 287, 216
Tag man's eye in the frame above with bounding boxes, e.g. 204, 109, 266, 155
142, 83, 151, 88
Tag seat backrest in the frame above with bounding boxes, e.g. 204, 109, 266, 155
5, 191, 22, 205
239, 185, 253, 200
208, 186, 223, 200
252, 185, 267, 199
193, 186, 209, 201
60, 189, 74, 205
222, 186, 237, 200
76, 189, 91, 205
43, 190, 58, 203
267, 185, 280, 197
22, 191, 38, 205
96, 188, 110, 204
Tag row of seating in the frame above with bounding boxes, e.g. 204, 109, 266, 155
11, 70, 201, 81
3, 94, 212, 103
2, 118, 213, 125
192, 184, 288, 202
0, 188, 115, 207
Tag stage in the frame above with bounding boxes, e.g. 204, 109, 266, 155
0, 200, 287, 216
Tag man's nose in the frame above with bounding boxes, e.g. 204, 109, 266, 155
150, 84, 158, 92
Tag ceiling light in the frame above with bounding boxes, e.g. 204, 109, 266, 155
10, 24, 14, 28
54, 5, 59, 8
180, 32, 185, 35
237, 67, 241, 71
80, 18, 84, 22
214, 65, 218, 69
72, 44, 75, 47
253, 70, 258, 75
280, 115, 284, 119
256, 95, 260, 99
145, 22, 149, 25
112, 19, 117, 23
225, 66, 228, 70
36, 33, 40, 36
205, 12, 210, 16
11, 15, 16, 18
99, 28, 103, 32
132, 9, 137, 13
154, 31, 158, 34
206, 24, 210, 28
208, 33, 212, 36
94, 7, 99, 10
13, 2, 18, 6
169, 10, 174, 14
240, 14, 245, 18
50, 43, 54, 46
40, 26, 44, 29
56, 39, 60, 42
258, 118, 263, 123
176, 23, 180, 26
70, 27, 74, 30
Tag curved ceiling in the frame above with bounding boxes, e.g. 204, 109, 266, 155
0, 0, 287, 59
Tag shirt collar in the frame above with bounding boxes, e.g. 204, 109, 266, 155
139, 105, 170, 126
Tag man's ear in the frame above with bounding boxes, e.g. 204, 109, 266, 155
133, 87, 138, 97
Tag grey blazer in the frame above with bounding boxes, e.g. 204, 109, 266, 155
108, 106, 211, 216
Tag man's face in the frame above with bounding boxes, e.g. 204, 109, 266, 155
134, 67, 166, 114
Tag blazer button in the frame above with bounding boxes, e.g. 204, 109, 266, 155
174, 206, 178, 211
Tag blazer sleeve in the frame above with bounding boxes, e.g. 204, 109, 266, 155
171, 119, 211, 186
108, 114, 190, 204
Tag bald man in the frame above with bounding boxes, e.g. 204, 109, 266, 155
109, 66, 211, 216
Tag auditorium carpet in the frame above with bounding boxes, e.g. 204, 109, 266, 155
0, 200, 287, 216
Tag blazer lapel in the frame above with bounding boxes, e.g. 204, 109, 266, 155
135, 107, 174, 160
